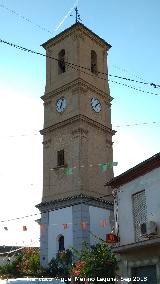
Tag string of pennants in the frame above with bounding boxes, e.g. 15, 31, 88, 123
2, 225, 28, 231
40, 219, 108, 232
52, 162, 118, 175
1, 219, 108, 231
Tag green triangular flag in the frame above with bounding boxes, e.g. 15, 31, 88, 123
107, 162, 113, 168
100, 163, 108, 172
64, 167, 73, 175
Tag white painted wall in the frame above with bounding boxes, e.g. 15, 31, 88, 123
48, 207, 73, 262
47, 205, 113, 262
89, 206, 112, 245
117, 167, 160, 245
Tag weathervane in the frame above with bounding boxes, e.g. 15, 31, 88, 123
74, 6, 82, 23
70, 6, 82, 23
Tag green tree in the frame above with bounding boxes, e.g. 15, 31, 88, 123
0, 248, 46, 278
47, 249, 73, 280
71, 241, 118, 283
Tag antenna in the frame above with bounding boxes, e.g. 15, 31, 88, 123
75, 6, 82, 23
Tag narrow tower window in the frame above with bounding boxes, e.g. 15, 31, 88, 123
58, 235, 65, 251
91, 50, 97, 74
58, 49, 66, 74
57, 149, 64, 166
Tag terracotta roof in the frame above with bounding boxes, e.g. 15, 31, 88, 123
42, 22, 111, 49
0, 246, 20, 254
0, 246, 39, 255
106, 152, 160, 188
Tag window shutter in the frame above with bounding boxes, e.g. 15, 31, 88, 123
132, 190, 147, 241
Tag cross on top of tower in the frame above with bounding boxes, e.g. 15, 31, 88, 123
75, 6, 82, 23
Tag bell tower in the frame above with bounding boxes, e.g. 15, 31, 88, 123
36, 22, 115, 267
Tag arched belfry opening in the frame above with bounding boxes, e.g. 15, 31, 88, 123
91, 50, 97, 74
58, 49, 66, 74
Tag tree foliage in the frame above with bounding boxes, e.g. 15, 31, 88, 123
0, 248, 45, 278
71, 241, 118, 283
0, 242, 118, 282
47, 249, 73, 279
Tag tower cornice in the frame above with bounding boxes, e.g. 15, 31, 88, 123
42, 78, 113, 105
36, 194, 113, 212
40, 114, 116, 136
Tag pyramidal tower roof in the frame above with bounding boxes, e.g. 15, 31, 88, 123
42, 22, 111, 50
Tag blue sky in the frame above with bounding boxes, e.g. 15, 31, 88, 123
0, 0, 160, 247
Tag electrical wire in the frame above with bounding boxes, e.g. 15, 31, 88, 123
0, 120, 159, 140
0, 190, 114, 224
109, 79, 159, 96
0, 133, 40, 138
111, 64, 145, 82
114, 121, 160, 128
1, 3, 159, 91
0, 3, 53, 34
0, 212, 41, 223
109, 75, 159, 89
0, 0, 80, 34
54, 0, 79, 31
0, 38, 160, 95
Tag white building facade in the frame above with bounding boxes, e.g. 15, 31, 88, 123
37, 196, 113, 265
107, 153, 160, 284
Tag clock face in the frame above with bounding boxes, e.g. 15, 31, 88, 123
56, 97, 66, 113
91, 97, 101, 112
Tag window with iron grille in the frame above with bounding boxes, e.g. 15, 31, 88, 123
57, 150, 64, 166
132, 190, 147, 242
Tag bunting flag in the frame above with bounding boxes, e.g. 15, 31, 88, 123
100, 219, 108, 228
23, 226, 27, 231
80, 222, 88, 230
64, 167, 73, 175
100, 162, 118, 172
63, 223, 69, 229
100, 163, 108, 172
40, 223, 45, 232
107, 162, 113, 169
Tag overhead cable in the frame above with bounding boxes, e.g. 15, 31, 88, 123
109, 79, 160, 96
0, 192, 114, 224
0, 120, 160, 140
0, 3, 52, 34
0, 38, 160, 95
